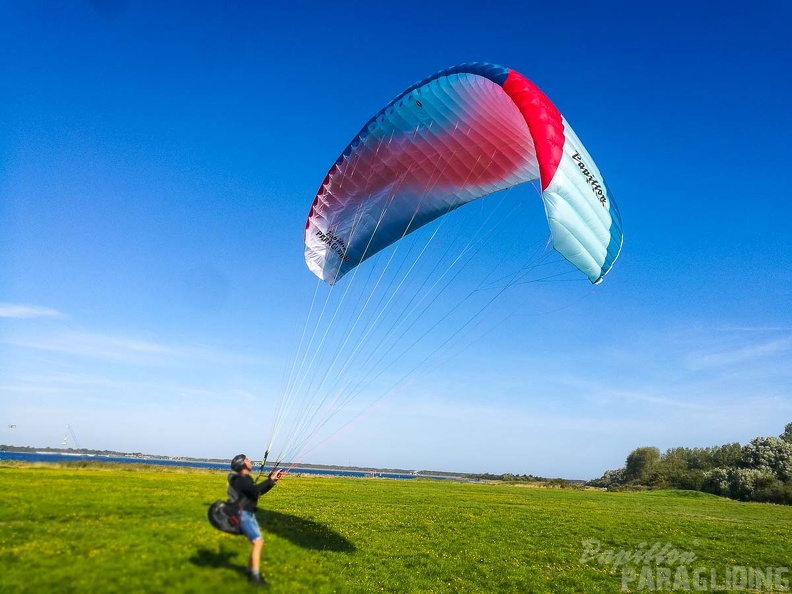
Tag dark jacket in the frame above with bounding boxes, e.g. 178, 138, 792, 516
227, 472, 276, 512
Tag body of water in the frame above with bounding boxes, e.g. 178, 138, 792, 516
0, 451, 421, 479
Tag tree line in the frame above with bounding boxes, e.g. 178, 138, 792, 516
587, 422, 792, 504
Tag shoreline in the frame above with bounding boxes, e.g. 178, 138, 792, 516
0, 451, 456, 480
2, 446, 460, 477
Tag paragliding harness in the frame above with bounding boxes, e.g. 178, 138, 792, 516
207, 471, 250, 536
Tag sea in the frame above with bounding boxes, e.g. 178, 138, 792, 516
0, 451, 422, 480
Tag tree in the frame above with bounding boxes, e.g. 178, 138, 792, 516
741, 437, 792, 483
781, 422, 792, 445
624, 447, 661, 482
710, 443, 742, 468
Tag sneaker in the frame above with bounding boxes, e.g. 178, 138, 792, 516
248, 573, 266, 587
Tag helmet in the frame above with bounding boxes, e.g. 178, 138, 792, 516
230, 454, 247, 471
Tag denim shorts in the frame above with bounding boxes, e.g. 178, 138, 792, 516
239, 510, 262, 542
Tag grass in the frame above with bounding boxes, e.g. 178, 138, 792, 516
1, 462, 790, 593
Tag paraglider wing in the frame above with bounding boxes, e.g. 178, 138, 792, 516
305, 62, 622, 285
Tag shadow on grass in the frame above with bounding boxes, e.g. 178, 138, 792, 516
189, 545, 246, 576
258, 510, 355, 552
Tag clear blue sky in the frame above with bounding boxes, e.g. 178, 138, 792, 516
2, 1, 791, 478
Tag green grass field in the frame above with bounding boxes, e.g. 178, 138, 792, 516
1, 463, 790, 593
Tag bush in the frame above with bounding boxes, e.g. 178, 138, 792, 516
587, 468, 626, 489
607, 484, 650, 493
702, 468, 730, 497
546, 478, 570, 488
727, 468, 777, 501
586, 422, 792, 504
752, 481, 792, 505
